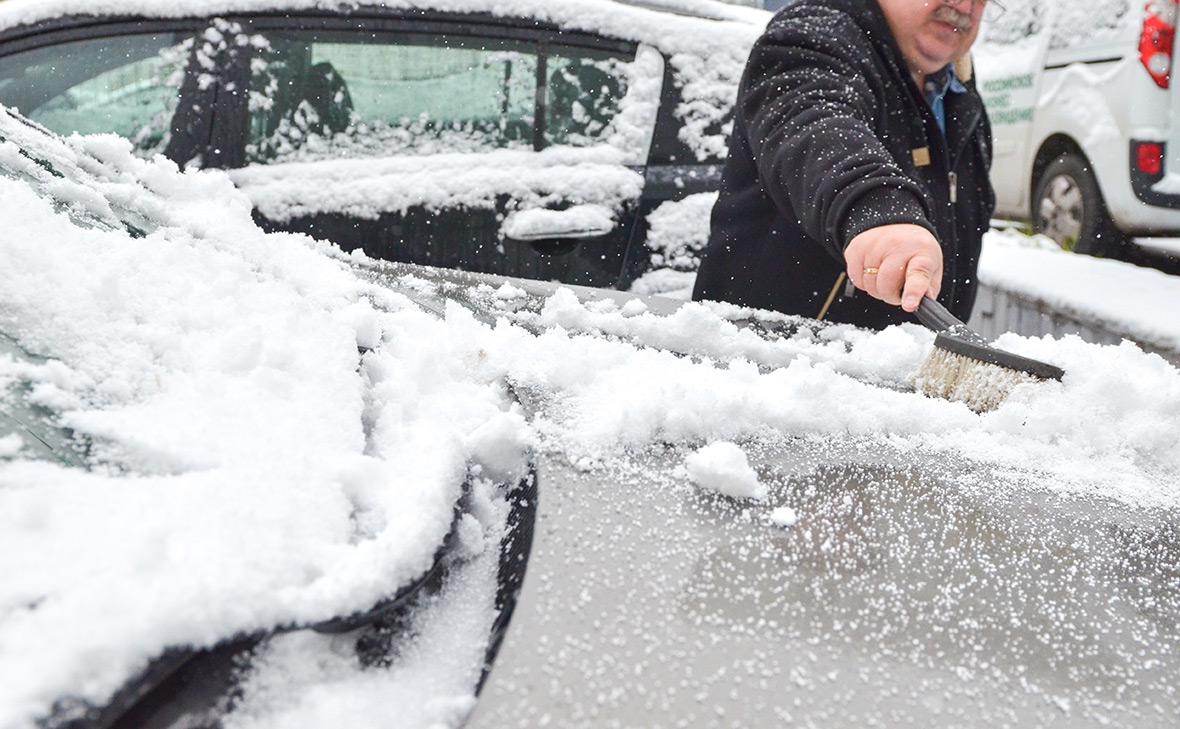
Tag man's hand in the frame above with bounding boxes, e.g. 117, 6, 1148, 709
845, 224, 943, 312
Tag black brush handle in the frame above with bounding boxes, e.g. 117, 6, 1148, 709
915, 296, 990, 346
914, 296, 963, 332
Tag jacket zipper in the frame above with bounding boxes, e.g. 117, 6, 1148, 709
938, 102, 983, 308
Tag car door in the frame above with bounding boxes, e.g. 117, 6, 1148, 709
0, 20, 217, 166
218, 13, 661, 288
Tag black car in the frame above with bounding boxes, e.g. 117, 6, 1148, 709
0, 0, 766, 289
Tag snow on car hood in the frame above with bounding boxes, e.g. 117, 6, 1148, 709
409, 280, 1179, 512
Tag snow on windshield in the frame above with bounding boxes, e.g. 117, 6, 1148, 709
3, 104, 1180, 726
0, 108, 528, 727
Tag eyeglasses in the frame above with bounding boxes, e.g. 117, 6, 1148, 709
943, 0, 1008, 23
983, 0, 1007, 22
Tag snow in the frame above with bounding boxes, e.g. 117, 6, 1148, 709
628, 267, 698, 298
0, 433, 23, 457
6, 100, 1180, 727
627, 191, 715, 297
1132, 236, 1180, 256
644, 191, 717, 270
685, 441, 766, 500
0, 107, 528, 728
223, 477, 507, 729
978, 229, 1180, 353
230, 146, 645, 222
500, 204, 616, 241
768, 505, 798, 528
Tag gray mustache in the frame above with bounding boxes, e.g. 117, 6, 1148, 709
933, 5, 974, 32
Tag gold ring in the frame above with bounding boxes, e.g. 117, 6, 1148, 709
863, 267, 880, 275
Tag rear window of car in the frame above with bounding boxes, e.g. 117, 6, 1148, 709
242, 29, 644, 165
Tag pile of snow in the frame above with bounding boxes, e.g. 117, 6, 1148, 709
685, 440, 766, 499
230, 146, 645, 223
630, 191, 717, 298
768, 505, 798, 528
0, 108, 528, 728
500, 204, 616, 241
446, 284, 1180, 511
978, 229, 1180, 353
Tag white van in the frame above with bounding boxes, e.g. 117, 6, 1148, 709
975, 0, 1180, 256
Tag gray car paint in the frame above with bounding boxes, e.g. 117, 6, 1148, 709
370, 262, 1180, 727
466, 441, 1178, 727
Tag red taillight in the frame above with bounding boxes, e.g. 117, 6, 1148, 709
1141, 0, 1178, 88
1137, 142, 1165, 175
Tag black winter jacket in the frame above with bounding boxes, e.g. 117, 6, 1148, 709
692, 0, 996, 329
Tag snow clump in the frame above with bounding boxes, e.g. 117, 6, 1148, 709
685, 441, 766, 500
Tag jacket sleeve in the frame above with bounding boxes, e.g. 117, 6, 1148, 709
740, 7, 936, 260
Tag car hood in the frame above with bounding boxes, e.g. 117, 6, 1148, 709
466, 440, 1179, 728
360, 261, 1180, 728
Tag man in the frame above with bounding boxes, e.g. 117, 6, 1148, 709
693, 0, 996, 329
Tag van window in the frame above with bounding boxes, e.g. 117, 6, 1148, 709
0, 34, 192, 156
980, 0, 1045, 46
245, 32, 537, 164
1050, 0, 1132, 49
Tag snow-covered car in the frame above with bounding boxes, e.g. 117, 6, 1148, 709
0, 0, 768, 292
4, 107, 1180, 728
977, 0, 1180, 256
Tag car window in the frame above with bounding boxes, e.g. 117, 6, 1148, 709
245, 31, 538, 164
0, 34, 193, 157
544, 48, 632, 148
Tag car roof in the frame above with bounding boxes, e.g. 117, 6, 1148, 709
0, 0, 769, 55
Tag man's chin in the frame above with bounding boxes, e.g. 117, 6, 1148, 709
914, 39, 962, 72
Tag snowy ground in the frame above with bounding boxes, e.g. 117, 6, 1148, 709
978, 230, 1180, 354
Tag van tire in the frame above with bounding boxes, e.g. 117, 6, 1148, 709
1032, 154, 1124, 257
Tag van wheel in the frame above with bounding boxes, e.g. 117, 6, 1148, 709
1032, 154, 1124, 256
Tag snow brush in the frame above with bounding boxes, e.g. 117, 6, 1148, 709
913, 297, 1064, 412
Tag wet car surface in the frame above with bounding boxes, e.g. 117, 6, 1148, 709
356, 262, 1180, 728
464, 438, 1179, 727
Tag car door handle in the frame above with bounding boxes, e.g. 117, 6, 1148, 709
501, 204, 616, 243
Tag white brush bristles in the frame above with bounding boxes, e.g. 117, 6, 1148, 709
915, 347, 1039, 413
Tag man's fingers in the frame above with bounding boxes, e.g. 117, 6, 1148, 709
846, 250, 868, 292
901, 256, 939, 312
874, 255, 908, 306
845, 224, 944, 312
